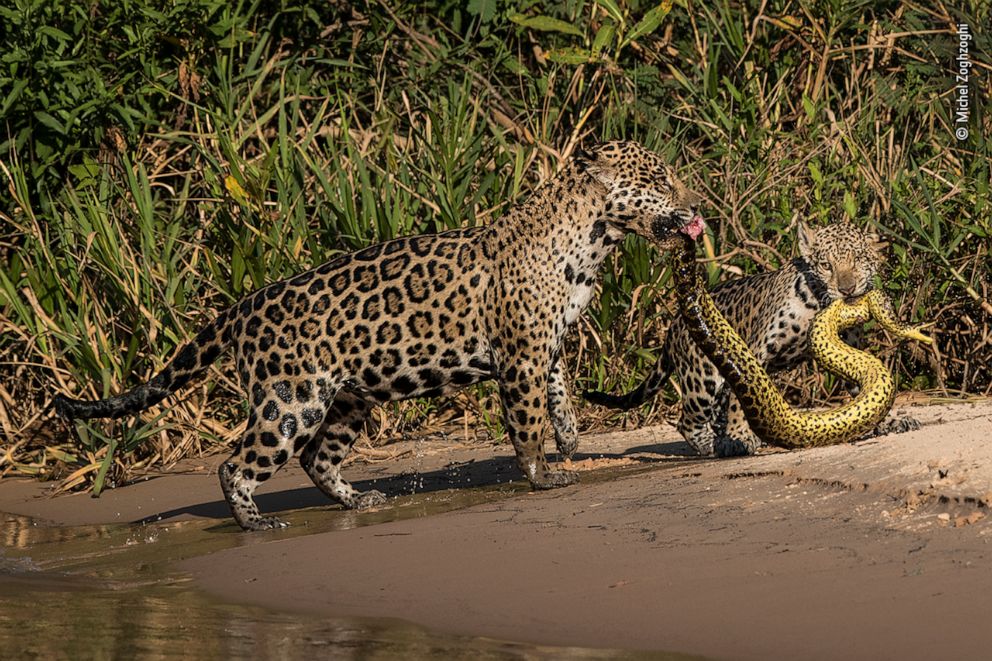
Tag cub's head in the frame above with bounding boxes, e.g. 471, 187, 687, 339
577, 141, 704, 245
797, 221, 885, 302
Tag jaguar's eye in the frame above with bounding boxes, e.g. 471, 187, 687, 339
821, 262, 833, 273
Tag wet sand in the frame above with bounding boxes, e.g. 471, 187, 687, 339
3, 399, 991, 659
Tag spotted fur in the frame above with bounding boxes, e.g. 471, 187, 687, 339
54, 141, 701, 531
585, 222, 915, 456
667, 233, 931, 450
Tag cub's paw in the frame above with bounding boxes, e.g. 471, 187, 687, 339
353, 489, 387, 510
870, 415, 922, 437
686, 439, 715, 457
531, 469, 579, 490
714, 434, 761, 458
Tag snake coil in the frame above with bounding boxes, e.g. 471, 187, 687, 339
670, 235, 932, 448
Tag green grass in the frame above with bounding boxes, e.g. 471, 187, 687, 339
1, 0, 989, 488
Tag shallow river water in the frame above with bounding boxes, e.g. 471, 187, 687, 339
0, 472, 700, 659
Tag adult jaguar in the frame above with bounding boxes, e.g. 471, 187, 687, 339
54, 141, 704, 531
585, 222, 918, 456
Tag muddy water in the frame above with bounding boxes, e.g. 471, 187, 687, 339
0, 469, 696, 659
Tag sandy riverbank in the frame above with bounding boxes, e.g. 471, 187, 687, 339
3, 399, 991, 659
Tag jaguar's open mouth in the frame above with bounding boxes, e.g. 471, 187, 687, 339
651, 213, 706, 245
679, 214, 706, 240
651, 214, 705, 250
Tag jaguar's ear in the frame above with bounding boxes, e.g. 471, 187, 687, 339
575, 144, 616, 187
797, 221, 817, 258
573, 145, 596, 164
866, 230, 889, 252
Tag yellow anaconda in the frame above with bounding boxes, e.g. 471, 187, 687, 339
670, 234, 932, 448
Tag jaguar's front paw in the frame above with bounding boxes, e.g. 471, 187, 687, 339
244, 516, 290, 532
353, 489, 387, 509
530, 469, 579, 490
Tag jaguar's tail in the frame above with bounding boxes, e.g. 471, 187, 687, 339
53, 310, 234, 421
582, 359, 673, 411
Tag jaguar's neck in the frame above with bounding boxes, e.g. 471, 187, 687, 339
793, 257, 833, 309
494, 165, 606, 242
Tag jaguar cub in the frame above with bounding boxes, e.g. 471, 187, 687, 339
585, 221, 915, 457
55, 141, 703, 531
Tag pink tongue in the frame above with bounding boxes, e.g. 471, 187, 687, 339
680, 214, 706, 240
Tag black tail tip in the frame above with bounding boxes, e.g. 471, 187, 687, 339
582, 390, 625, 409
52, 394, 77, 420
582, 390, 644, 411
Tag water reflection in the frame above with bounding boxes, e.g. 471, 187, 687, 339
0, 552, 685, 660
0, 465, 700, 660
2, 574, 536, 659
1, 481, 533, 577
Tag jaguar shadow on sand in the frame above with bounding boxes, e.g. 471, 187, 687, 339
54, 141, 705, 532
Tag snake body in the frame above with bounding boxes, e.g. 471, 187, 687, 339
670, 235, 931, 448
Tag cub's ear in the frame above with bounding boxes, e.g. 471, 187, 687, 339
797, 221, 817, 258
573, 145, 596, 164
574, 144, 616, 187
866, 229, 889, 252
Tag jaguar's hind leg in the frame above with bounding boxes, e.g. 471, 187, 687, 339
219, 458, 288, 531
299, 391, 386, 510
220, 378, 339, 531
218, 418, 299, 531
548, 357, 579, 459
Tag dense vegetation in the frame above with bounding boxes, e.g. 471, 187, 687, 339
1, 0, 989, 490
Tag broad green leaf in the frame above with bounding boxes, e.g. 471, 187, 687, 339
33, 111, 65, 134
510, 14, 584, 37
722, 75, 741, 102
592, 21, 617, 56
545, 47, 594, 65
467, 0, 497, 23
0, 269, 33, 331
38, 26, 72, 42
500, 55, 530, 76
843, 191, 856, 219
595, 0, 625, 24
622, 1, 673, 48
69, 161, 100, 187
1, 78, 28, 114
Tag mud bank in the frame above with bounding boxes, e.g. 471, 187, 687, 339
3, 400, 991, 659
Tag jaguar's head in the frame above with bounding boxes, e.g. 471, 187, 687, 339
577, 141, 705, 246
798, 221, 885, 302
